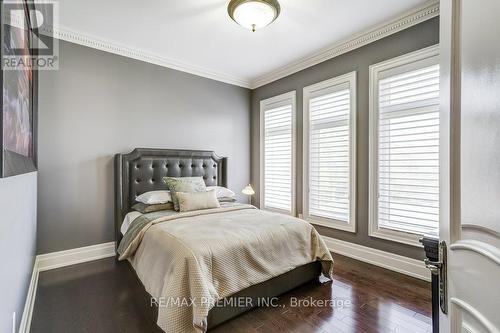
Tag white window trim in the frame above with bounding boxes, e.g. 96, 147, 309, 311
259, 91, 297, 216
368, 45, 439, 247
303, 72, 357, 232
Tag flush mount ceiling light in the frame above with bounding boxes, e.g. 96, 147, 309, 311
228, 0, 281, 32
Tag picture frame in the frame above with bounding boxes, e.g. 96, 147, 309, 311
0, 0, 38, 177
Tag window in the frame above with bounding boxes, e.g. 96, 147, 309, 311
260, 91, 296, 214
303, 72, 357, 232
369, 45, 439, 246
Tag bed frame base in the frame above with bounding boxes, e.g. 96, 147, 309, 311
208, 261, 322, 329
130, 261, 322, 330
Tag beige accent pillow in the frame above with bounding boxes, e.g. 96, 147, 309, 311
163, 177, 207, 211
176, 190, 221, 212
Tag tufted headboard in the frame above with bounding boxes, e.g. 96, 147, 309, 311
114, 148, 227, 247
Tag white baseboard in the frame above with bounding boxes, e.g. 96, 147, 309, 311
18, 259, 39, 333
19, 242, 116, 333
37, 242, 116, 272
322, 236, 430, 282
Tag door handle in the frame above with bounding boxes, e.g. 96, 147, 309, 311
424, 259, 441, 275
421, 239, 448, 315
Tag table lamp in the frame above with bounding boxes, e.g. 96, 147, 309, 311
241, 184, 255, 204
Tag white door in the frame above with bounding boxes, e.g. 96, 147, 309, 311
440, 0, 500, 332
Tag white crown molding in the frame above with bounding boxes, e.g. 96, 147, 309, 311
19, 242, 116, 333
42, 26, 253, 89
39, 1, 438, 90
249, 0, 439, 89
322, 236, 431, 282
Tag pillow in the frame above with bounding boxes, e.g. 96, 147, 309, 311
132, 202, 174, 214
207, 186, 236, 199
176, 190, 220, 212
135, 190, 172, 205
218, 197, 237, 203
164, 177, 207, 211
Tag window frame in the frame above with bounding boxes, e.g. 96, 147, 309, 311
368, 45, 439, 247
259, 91, 297, 216
302, 71, 357, 232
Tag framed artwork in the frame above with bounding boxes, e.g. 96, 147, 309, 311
1, 0, 38, 177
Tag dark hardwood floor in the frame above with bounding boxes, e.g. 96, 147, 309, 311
31, 254, 431, 333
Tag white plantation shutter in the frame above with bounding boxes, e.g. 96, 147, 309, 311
261, 92, 295, 213
304, 72, 356, 231
375, 60, 440, 236
309, 88, 350, 221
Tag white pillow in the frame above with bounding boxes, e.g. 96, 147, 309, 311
135, 190, 172, 205
207, 186, 236, 199
176, 190, 221, 212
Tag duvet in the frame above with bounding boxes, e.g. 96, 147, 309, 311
118, 203, 333, 333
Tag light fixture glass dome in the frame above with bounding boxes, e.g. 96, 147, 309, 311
228, 0, 281, 32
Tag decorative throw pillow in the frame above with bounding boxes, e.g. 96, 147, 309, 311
176, 190, 220, 212
163, 176, 207, 211
132, 202, 174, 214
135, 190, 172, 205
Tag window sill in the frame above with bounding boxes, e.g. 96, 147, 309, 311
304, 215, 356, 233
262, 206, 295, 217
369, 227, 424, 248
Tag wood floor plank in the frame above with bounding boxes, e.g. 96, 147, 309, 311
30, 253, 431, 333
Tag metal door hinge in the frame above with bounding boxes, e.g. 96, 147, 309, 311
423, 240, 448, 314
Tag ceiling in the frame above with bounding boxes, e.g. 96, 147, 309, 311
54, 0, 435, 88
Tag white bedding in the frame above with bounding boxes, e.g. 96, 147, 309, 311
121, 211, 142, 235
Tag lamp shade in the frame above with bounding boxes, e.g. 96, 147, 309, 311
241, 184, 255, 196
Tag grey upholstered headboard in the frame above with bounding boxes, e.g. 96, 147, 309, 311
114, 148, 227, 247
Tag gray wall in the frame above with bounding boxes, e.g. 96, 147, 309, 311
0, 172, 37, 333
251, 17, 439, 260
37, 18, 438, 258
38, 41, 251, 254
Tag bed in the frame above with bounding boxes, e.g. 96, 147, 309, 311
114, 148, 333, 332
